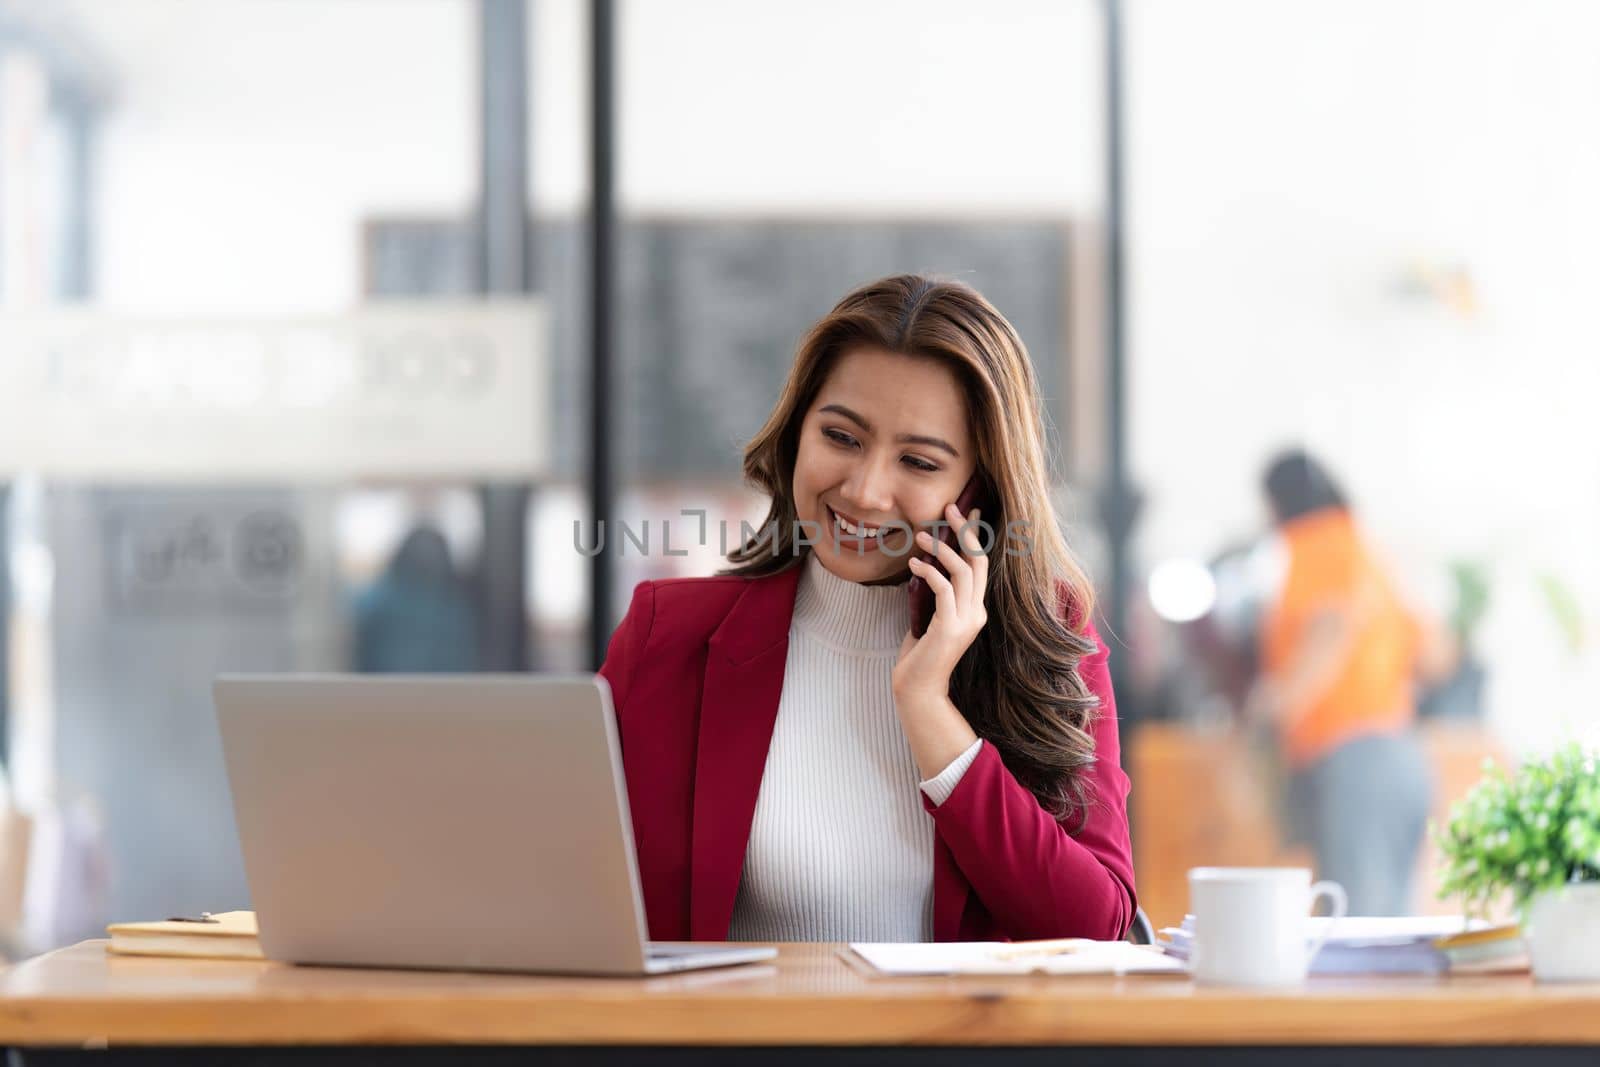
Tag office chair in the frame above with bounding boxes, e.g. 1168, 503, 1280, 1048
1126, 907, 1156, 945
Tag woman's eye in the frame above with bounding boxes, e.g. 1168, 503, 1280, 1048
823, 428, 857, 448
902, 456, 940, 473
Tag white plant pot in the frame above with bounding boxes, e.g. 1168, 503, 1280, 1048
1527, 882, 1600, 983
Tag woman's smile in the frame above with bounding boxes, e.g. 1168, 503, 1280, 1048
825, 504, 907, 554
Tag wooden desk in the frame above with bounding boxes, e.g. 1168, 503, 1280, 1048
3, 941, 1599, 1065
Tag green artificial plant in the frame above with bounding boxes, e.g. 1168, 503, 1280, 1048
1434, 742, 1600, 918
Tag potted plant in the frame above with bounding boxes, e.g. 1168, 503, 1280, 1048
1434, 742, 1600, 981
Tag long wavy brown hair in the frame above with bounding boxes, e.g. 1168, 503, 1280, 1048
721, 274, 1103, 826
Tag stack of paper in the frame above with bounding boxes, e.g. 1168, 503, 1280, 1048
848, 940, 1187, 977
1158, 915, 1505, 975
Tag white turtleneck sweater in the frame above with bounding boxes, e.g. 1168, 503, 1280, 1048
727, 553, 982, 942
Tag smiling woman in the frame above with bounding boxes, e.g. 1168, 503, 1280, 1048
599, 275, 1136, 944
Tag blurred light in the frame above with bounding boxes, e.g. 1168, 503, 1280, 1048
1147, 558, 1217, 623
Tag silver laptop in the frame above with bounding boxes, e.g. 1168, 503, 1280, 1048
214, 674, 775, 976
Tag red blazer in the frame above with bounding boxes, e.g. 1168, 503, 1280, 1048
598, 563, 1137, 942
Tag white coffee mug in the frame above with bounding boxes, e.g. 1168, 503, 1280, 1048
1187, 867, 1347, 987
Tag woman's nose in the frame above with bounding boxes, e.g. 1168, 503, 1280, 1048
841, 458, 895, 515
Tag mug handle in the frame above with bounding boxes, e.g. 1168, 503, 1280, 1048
1304, 880, 1348, 971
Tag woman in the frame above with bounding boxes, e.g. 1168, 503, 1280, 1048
599, 275, 1136, 942
1249, 450, 1447, 916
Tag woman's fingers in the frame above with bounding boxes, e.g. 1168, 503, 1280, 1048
950, 504, 988, 557
965, 509, 990, 600
912, 502, 994, 629
917, 530, 971, 606
949, 504, 990, 611
908, 556, 957, 620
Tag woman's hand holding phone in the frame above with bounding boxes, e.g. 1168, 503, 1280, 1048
892, 501, 990, 778
892, 502, 991, 701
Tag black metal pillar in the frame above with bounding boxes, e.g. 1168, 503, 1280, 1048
479, 0, 530, 294
1099, 0, 1142, 720
475, 0, 533, 671
587, 0, 617, 670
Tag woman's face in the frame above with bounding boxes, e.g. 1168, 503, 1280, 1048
792, 346, 978, 584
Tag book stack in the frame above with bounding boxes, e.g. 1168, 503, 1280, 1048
1434, 923, 1528, 974
106, 911, 262, 960
1159, 916, 1525, 976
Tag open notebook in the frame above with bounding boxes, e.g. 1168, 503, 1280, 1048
848, 940, 1187, 977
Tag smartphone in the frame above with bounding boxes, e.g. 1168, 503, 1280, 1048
908, 474, 994, 638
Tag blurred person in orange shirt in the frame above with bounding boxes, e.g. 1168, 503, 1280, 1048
1246, 450, 1455, 915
